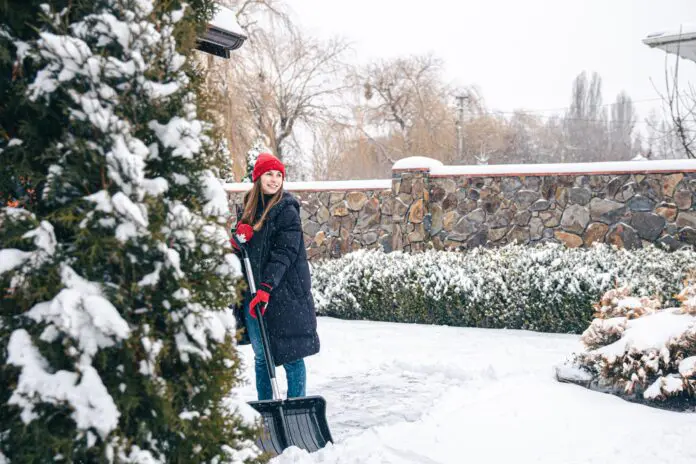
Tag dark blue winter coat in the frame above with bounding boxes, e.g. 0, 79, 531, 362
234, 191, 320, 366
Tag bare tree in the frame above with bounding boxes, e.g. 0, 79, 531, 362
198, 2, 350, 180
199, 52, 256, 181
563, 71, 609, 162
500, 111, 543, 164
222, 0, 292, 30
608, 91, 637, 161
353, 54, 480, 165
660, 50, 696, 158
459, 114, 508, 164
237, 26, 351, 166
196, 0, 295, 181
310, 123, 343, 180
539, 115, 566, 163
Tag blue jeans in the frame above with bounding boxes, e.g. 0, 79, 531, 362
244, 303, 306, 401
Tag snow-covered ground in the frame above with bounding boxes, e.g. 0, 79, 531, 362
236, 317, 696, 464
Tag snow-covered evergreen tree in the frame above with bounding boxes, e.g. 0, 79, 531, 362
241, 138, 268, 183
0, 1, 261, 462
218, 138, 236, 183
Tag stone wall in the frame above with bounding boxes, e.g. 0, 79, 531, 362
225, 158, 696, 260
226, 181, 393, 260
427, 170, 694, 251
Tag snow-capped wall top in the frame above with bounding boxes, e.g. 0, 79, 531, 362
223, 179, 392, 192
392, 156, 445, 171
429, 158, 696, 177
228, 158, 696, 190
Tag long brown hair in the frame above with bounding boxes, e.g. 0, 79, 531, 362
241, 180, 284, 231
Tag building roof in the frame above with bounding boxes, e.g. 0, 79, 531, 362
197, 5, 247, 58
643, 24, 696, 62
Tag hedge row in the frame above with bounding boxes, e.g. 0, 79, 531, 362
310, 244, 696, 334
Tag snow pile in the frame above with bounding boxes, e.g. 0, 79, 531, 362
310, 243, 696, 333
234, 317, 696, 463
566, 281, 696, 407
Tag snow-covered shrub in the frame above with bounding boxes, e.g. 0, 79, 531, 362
0, 2, 261, 462
592, 286, 662, 320
311, 243, 696, 333
565, 281, 696, 409
675, 273, 696, 315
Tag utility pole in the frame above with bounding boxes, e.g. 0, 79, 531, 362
456, 95, 467, 162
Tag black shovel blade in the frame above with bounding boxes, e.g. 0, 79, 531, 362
249, 395, 333, 456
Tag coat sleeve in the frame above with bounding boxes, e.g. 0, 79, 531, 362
261, 206, 302, 290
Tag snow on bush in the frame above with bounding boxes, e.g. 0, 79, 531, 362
310, 243, 696, 333
564, 277, 696, 409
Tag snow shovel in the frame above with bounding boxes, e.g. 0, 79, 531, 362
233, 235, 333, 456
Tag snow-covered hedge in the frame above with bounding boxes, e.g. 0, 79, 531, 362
310, 244, 696, 333
563, 282, 696, 409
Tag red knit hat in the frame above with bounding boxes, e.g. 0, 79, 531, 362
252, 153, 286, 182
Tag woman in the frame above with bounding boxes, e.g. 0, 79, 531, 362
232, 152, 320, 401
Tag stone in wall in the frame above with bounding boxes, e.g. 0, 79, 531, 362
346, 192, 369, 210
430, 204, 444, 235
358, 198, 380, 230
514, 210, 532, 226
589, 198, 626, 223
560, 204, 590, 234
508, 225, 530, 244
555, 231, 583, 248
488, 227, 507, 242
529, 217, 544, 240
607, 222, 642, 249
515, 190, 540, 209
627, 195, 655, 212
408, 199, 425, 223
540, 209, 562, 228
680, 227, 696, 246
583, 222, 609, 246
531, 199, 551, 211
616, 182, 636, 202
662, 174, 684, 197
630, 212, 665, 241
675, 190, 693, 210
677, 212, 696, 228
655, 203, 678, 222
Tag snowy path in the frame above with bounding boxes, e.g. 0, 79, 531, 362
235, 317, 696, 463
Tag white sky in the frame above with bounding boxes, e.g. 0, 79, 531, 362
288, 0, 696, 125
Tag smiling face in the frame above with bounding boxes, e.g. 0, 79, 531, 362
260, 169, 283, 195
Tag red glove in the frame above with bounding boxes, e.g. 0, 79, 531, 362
249, 284, 272, 318
231, 223, 254, 250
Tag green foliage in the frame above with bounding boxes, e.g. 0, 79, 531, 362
1, 1, 264, 462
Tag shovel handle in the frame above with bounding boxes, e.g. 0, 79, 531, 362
236, 239, 281, 400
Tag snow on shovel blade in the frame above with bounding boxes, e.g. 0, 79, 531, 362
249, 395, 333, 456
